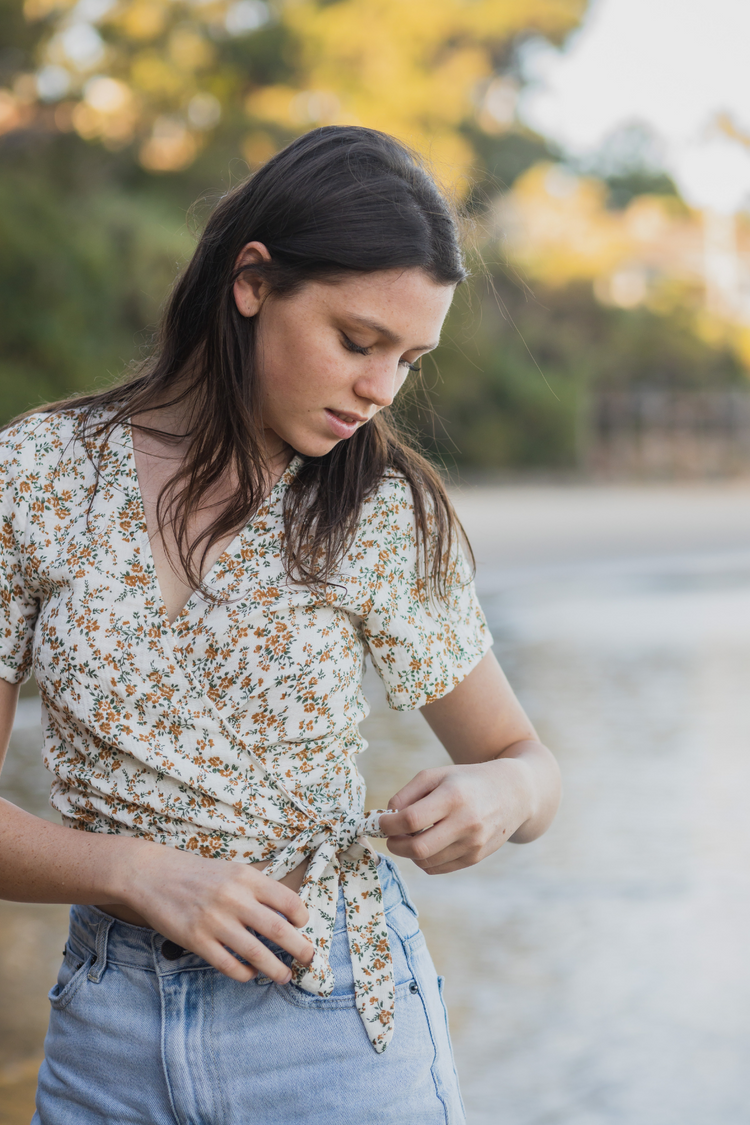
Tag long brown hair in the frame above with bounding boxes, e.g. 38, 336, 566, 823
36, 126, 473, 599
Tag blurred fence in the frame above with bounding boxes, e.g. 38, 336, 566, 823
586, 389, 750, 478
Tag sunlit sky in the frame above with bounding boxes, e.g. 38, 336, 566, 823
518, 0, 750, 212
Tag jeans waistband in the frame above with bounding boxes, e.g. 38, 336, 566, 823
64, 853, 415, 974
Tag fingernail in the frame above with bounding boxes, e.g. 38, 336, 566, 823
282, 971, 292, 984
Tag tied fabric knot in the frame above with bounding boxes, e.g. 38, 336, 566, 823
264, 807, 399, 1053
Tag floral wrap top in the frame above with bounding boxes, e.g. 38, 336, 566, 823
0, 408, 492, 1052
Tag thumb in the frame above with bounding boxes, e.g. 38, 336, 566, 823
386, 767, 449, 815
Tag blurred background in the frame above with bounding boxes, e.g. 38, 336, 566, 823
3, 0, 750, 1121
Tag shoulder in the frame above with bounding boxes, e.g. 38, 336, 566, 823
333, 473, 417, 589
0, 407, 88, 469
0, 405, 117, 518
358, 472, 417, 533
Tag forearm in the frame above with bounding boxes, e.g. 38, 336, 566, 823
493, 738, 561, 843
0, 796, 144, 905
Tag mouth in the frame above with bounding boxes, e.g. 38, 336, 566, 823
324, 408, 369, 439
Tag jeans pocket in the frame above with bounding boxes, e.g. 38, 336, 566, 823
49, 949, 95, 1010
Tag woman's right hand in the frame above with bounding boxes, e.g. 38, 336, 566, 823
0, 678, 313, 985
120, 839, 315, 983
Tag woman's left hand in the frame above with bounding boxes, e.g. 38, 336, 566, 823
379, 755, 535, 875
378, 651, 562, 874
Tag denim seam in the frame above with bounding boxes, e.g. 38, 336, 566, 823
88, 916, 115, 983
48, 951, 96, 1011
156, 962, 184, 1125
205, 969, 230, 1124
401, 936, 451, 1125
437, 976, 465, 1118
272, 976, 416, 1012
383, 859, 420, 918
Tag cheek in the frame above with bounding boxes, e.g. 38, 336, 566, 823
263, 337, 349, 405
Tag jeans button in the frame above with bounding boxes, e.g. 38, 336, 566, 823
161, 940, 185, 961
409, 981, 419, 994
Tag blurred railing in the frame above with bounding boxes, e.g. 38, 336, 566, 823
586, 389, 750, 478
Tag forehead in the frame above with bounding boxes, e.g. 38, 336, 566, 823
308, 268, 455, 339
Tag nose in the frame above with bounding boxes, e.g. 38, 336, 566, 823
353, 361, 402, 410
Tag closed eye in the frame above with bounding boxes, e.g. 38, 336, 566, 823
342, 333, 421, 373
341, 333, 371, 357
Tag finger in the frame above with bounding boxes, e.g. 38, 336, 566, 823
408, 839, 482, 870
420, 859, 469, 875
244, 903, 315, 965
380, 787, 453, 839
386, 817, 461, 864
222, 926, 295, 984
252, 877, 310, 931
201, 941, 263, 983
386, 767, 449, 815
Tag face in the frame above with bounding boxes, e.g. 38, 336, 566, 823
233, 246, 455, 459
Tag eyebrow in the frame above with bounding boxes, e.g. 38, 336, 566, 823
347, 314, 438, 352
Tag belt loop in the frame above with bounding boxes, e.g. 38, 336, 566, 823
88, 915, 115, 982
384, 856, 420, 918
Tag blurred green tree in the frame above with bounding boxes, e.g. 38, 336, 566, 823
1, 0, 745, 471
400, 272, 746, 472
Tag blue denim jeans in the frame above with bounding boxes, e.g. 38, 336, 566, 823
33, 856, 465, 1124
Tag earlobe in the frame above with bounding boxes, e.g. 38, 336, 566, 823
232, 240, 272, 318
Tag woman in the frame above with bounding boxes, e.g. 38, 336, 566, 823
0, 126, 560, 1123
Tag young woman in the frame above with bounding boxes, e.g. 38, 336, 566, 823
0, 126, 560, 1124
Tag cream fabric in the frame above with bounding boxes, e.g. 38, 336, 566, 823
0, 408, 492, 1050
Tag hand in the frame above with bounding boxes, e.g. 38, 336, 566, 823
120, 840, 315, 983
380, 759, 535, 875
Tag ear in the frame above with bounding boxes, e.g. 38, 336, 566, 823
233, 241, 272, 318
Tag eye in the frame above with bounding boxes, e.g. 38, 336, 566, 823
399, 358, 421, 373
341, 333, 372, 356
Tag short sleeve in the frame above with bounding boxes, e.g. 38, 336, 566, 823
0, 422, 41, 684
350, 477, 493, 711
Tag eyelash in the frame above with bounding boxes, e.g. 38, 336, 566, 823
341, 334, 421, 373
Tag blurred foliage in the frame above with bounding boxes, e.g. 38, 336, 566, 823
1, 0, 587, 182
399, 270, 746, 471
1, 0, 748, 471
0, 160, 193, 419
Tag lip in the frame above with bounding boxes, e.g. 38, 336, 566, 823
324, 408, 368, 439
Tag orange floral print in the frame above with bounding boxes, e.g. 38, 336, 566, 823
0, 408, 491, 1052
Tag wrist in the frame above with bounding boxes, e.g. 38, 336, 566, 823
490, 738, 560, 843
99, 833, 153, 907
484, 751, 538, 839
506, 757, 538, 839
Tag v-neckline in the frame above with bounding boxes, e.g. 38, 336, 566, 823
122, 420, 301, 631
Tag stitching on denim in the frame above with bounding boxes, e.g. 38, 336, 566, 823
437, 976, 466, 1119
401, 939, 452, 1124
156, 969, 183, 1125
48, 951, 95, 1010
88, 916, 115, 982
205, 969, 230, 1123
273, 977, 416, 1012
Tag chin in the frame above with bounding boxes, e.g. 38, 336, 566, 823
287, 433, 345, 459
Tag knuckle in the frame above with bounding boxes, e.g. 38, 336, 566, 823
266, 916, 286, 943
410, 838, 431, 862
402, 809, 421, 834
215, 950, 243, 978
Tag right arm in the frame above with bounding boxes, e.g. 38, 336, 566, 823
0, 678, 313, 983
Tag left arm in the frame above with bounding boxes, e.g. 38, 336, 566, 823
380, 651, 561, 874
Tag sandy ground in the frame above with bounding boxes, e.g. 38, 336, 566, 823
451, 481, 750, 578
